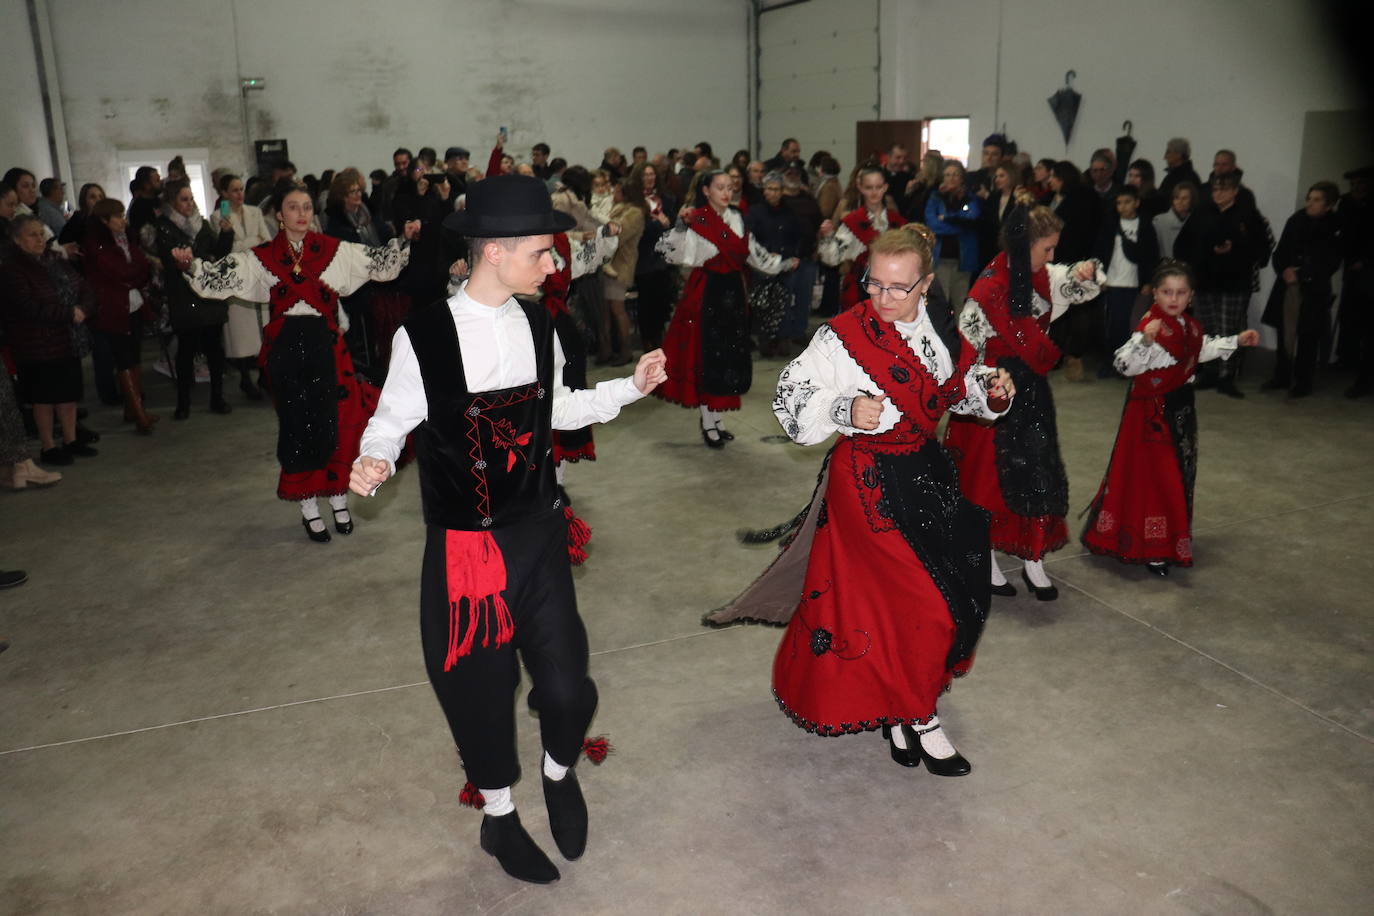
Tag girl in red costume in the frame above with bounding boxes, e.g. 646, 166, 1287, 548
944, 204, 1103, 599
175, 186, 418, 542
654, 170, 798, 447
1081, 261, 1258, 575
817, 166, 906, 310
711, 229, 1014, 774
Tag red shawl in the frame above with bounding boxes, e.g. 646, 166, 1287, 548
968, 251, 1059, 375
542, 232, 573, 317
1129, 304, 1203, 399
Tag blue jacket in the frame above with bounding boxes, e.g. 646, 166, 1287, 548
926, 189, 982, 274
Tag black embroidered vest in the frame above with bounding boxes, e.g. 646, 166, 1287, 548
404, 297, 560, 531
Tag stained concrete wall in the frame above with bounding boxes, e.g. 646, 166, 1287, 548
1, 0, 57, 178
35, 0, 749, 198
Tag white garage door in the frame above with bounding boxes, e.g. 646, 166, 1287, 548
757, 0, 879, 162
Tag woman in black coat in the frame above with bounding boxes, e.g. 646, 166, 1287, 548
153, 179, 234, 418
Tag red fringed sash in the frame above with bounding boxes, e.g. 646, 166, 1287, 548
443, 529, 514, 670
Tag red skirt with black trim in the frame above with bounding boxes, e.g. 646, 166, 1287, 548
654, 271, 743, 412
771, 439, 969, 734
943, 415, 1067, 561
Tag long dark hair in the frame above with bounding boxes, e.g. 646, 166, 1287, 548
691, 169, 729, 208
76, 183, 105, 215
560, 165, 592, 206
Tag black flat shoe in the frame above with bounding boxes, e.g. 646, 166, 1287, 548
1021, 568, 1058, 601
479, 811, 560, 884
39, 447, 73, 466
713, 423, 735, 442
64, 442, 98, 458
543, 771, 588, 860
701, 426, 725, 449
881, 724, 921, 768
1148, 563, 1169, 578
301, 517, 331, 543
332, 508, 353, 535
990, 582, 1017, 597
912, 723, 971, 777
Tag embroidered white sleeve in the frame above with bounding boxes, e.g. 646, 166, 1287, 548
338, 237, 411, 295
747, 235, 787, 274
1200, 334, 1239, 363
655, 222, 717, 267
187, 252, 271, 302
817, 224, 864, 267
958, 298, 995, 364
1113, 331, 1177, 376
949, 365, 1006, 419
774, 325, 860, 445
569, 232, 619, 280
1046, 260, 1105, 321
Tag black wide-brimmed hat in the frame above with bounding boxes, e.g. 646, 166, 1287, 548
443, 174, 576, 237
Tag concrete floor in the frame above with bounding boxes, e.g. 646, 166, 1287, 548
2, 345, 1372, 916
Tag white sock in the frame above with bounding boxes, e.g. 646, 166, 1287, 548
299, 498, 325, 532
543, 751, 569, 781
989, 551, 1007, 587
916, 716, 957, 759
713, 411, 726, 431
699, 405, 714, 429
480, 786, 514, 817
1024, 559, 1052, 589
327, 493, 349, 524
889, 724, 909, 749
555, 460, 566, 486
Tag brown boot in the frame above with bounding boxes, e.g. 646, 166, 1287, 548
1063, 356, 1086, 382
130, 367, 159, 426
117, 370, 157, 434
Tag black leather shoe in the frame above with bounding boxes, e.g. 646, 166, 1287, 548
39, 447, 73, 466
701, 426, 725, 449
209, 399, 233, 415
332, 508, 353, 535
990, 582, 1017, 597
1021, 568, 1058, 601
480, 811, 560, 884
913, 723, 972, 777
881, 724, 921, 768
301, 518, 331, 543
713, 423, 735, 442
543, 771, 588, 860
64, 442, 98, 458
1148, 563, 1169, 578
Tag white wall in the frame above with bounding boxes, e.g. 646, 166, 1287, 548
880, 0, 1362, 329
1, 0, 57, 178
41, 0, 750, 199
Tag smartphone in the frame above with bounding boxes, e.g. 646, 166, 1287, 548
219, 200, 230, 219
499, 126, 508, 143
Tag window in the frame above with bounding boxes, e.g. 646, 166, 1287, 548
922, 118, 971, 166
115, 148, 213, 215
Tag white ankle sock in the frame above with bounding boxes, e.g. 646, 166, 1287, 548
989, 551, 1007, 587
889, 724, 910, 750
327, 493, 349, 523
480, 785, 514, 816
1024, 559, 1052, 589
699, 405, 715, 429
299, 498, 325, 532
543, 751, 569, 781
555, 460, 566, 486
916, 716, 957, 759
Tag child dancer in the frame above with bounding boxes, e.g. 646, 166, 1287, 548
1081, 260, 1259, 575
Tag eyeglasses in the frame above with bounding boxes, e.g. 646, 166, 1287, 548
860, 269, 924, 301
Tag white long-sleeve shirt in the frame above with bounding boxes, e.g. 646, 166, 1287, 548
358, 283, 644, 473
655, 207, 788, 274
774, 302, 1007, 446
817, 208, 893, 266
1112, 319, 1238, 379
957, 260, 1105, 364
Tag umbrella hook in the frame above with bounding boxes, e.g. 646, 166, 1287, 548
1122, 120, 1133, 136
1064, 70, 1076, 86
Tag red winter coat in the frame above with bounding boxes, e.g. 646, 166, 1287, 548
83, 226, 153, 336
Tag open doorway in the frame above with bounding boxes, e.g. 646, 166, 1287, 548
115, 148, 213, 214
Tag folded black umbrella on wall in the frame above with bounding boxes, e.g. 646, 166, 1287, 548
1047, 70, 1080, 147
1114, 121, 1137, 181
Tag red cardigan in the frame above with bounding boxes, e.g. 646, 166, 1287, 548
83, 227, 153, 335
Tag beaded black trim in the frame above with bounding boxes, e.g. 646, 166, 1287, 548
772, 689, 934, 736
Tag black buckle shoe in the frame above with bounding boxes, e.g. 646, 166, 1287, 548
332, 508, 353, 535
39, 447, 74, 467
714, 423, 735, 442
543, 771, 588, 860
301, 517, 331, 543
1021, 568, 1058, 601
881, 724, 921, 768
701, 426, 725, 449
1147, 563, 1169, 578
480, 811, 561, 884
913, 723, 972, 777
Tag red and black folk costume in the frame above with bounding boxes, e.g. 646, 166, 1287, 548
538, 229, 618, 563
710, 290, 1007, 743
818, 206, 907, 310
944, 250, 1102, 561
189, 231, 409, 501
654, 204, 789, 412
1081, 305, 1239, 567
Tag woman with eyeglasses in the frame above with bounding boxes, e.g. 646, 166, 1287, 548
712, 227, 1013, 774
653, 169, 799, 447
